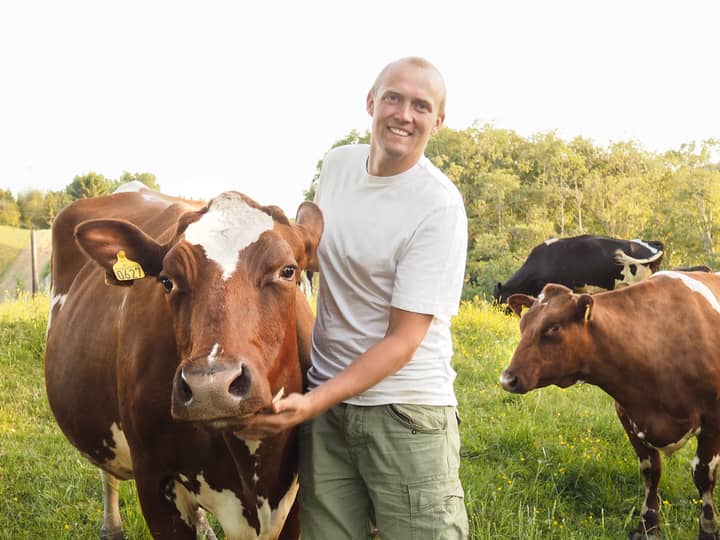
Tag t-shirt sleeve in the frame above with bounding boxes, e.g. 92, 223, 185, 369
391, 203, 468, 317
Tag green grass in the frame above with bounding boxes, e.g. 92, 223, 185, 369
0, 225, 30, 280
0, 295, 705, 538
0, 295, 149, 538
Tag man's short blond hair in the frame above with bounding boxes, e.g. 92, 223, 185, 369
369, 57, 447, 117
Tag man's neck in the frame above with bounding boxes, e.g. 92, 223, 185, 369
367, 152, 422, 177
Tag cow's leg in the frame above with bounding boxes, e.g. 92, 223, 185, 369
192, 508, 218, 540
616, 405, 661, 540
692, 432, 720, 540
133, 473, 197, 539
100, 470, 124, 540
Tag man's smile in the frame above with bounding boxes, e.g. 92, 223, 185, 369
388, 126, 411, 136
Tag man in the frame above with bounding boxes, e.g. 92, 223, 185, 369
240, 56, 469, 539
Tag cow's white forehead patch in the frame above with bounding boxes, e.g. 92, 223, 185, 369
184, 193, 274, 280
653, 271, 720, 314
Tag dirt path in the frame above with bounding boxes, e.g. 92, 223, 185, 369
0, 230, 52, 301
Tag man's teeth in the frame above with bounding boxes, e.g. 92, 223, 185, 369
389, 127, 410, 136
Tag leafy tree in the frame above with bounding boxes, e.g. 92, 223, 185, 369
44, 190, 72, 226
0, 189, 21, 226
113, 171, 160, 191
66, 172, 112, 201
17, 190, 47, 228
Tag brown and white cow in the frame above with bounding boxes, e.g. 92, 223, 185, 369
500, 271, 720, 540
45, 184, 322, 539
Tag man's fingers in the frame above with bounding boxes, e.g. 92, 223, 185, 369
272, 393, 303, 414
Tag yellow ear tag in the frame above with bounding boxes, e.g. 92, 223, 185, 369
112, 250, 146, 281
584, 303, 591, 321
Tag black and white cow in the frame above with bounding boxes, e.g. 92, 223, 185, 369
493, 234, 664, 304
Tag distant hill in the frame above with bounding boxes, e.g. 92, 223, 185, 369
0, 226, 51, 302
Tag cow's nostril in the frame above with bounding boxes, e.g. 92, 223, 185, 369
176, 370, 193, 405
500, 371, 519, 391
228, 368, 251, 398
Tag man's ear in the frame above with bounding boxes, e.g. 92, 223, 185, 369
434, 112, 445, 131
366, 90, 375, 117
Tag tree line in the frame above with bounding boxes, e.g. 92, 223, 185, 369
4, 125, 719, 300
1, 171, 159, 229
305, 126, 720, 299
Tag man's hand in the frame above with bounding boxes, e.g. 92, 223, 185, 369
234, 393, 313, 440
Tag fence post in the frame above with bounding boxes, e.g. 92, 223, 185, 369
30, 228, 38, 296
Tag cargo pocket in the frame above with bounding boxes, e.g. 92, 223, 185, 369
407, 477, 467, 540
386, 404, 448, 434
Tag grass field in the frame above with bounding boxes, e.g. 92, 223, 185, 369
0, 225, 30, 280
0, 295, 704, 538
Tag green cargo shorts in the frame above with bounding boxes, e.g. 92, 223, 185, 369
298, 403, 468, 540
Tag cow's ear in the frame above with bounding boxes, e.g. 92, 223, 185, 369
292, 202, 324, 272
507, 294, 534, 317
75, 219, 167, 286
576, 294, 594, 322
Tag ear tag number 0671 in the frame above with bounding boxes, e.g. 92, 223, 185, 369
112, 251, 146, 281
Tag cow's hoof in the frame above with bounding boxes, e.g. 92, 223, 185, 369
100, 526, 125, 540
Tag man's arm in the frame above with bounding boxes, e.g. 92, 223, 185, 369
234, 306, 432, 440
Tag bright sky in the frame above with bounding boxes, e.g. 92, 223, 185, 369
1, 0, 718, 217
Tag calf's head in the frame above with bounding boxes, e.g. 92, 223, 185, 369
75, 192, 323, 430
499, 284, 593, 394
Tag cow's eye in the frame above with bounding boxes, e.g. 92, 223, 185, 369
544, 323, 561, 337
280, 266, 296, 281
159, 277, 174, 293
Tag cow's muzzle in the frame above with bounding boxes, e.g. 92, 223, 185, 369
499, 369, 523, 393
171, 357, 269, 427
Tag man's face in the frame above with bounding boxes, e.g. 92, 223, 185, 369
366, 61, 445, 176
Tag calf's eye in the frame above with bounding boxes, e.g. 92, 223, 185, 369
280, 266, 296, 280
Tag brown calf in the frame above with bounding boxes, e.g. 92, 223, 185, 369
500, 271, 720, 540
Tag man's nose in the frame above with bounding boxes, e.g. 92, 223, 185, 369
395, 101, 413, 122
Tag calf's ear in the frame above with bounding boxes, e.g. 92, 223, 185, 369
293, 201, 324, 272
507, 294, 535, 317
75, 219, 167, 286
576, 294, 594, 321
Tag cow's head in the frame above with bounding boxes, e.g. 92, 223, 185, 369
74, 192, 323, 430
492, 282, 503, 303
499, 283, 593, 394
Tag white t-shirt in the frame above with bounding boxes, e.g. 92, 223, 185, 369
308, 144, 468, 406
